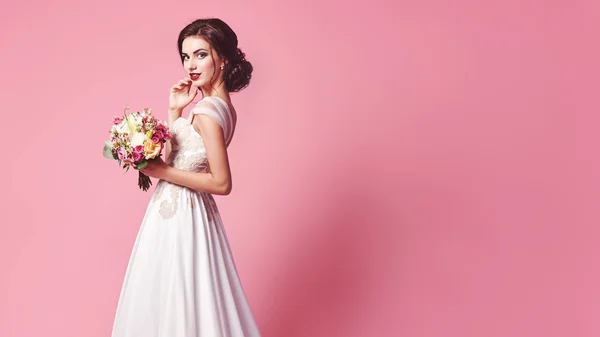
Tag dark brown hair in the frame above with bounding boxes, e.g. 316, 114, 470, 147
177, 18, 253, 92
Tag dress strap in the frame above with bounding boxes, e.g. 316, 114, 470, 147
188, 96, 235, 146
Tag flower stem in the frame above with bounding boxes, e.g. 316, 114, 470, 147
138, 171, 152, 191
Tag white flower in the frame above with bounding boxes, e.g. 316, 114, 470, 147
130, 132, 146, 147
114, 120, 130, 135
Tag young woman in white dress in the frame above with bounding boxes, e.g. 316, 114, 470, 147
110, 18, 261, 337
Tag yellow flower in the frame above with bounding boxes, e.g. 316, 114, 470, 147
143, 139, 161, 159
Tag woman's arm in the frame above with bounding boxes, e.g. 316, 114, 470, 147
161, 165, 232, 195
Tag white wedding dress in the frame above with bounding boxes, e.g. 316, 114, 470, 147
111, 96, 262, 337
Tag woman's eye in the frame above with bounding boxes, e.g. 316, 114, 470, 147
198, 53, 207, 58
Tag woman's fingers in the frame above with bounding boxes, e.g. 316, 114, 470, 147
171, 78, 193, 93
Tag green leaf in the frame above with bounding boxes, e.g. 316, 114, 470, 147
136, 159, 148, 170
103, 141, 115, 159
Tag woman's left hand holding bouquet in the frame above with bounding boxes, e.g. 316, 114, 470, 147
140, 157, 169, 180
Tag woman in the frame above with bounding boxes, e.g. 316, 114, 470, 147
111, 18, 261, 337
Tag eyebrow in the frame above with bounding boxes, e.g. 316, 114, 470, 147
181, 48, 208, 55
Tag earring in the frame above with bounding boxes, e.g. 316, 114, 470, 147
220, 64, 224, 70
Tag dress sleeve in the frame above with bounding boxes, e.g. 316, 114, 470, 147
190, 104, 225, 129
188, 97, 234, 146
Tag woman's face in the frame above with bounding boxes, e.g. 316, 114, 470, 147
181, 36, 224, 89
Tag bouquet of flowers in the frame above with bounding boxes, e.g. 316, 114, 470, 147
103, 107, 172, 191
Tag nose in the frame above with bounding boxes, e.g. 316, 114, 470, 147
186, 60, 197, 71
187, 63, 197, 71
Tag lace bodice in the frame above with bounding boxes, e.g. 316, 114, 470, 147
165, 96, 235, 173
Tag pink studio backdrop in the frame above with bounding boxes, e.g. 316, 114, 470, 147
0, 0, 598, 336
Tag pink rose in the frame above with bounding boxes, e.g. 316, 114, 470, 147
151, 135, 160, 143
117, 147, 128, 161
132, 150, 143, 162
132, 145, 144, 162
112, 116, 124, 125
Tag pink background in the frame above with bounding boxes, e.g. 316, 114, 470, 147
1, 0, 598, 336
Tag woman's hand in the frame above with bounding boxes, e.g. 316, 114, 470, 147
169, 78, 198, 111
140, 157, 169, 180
